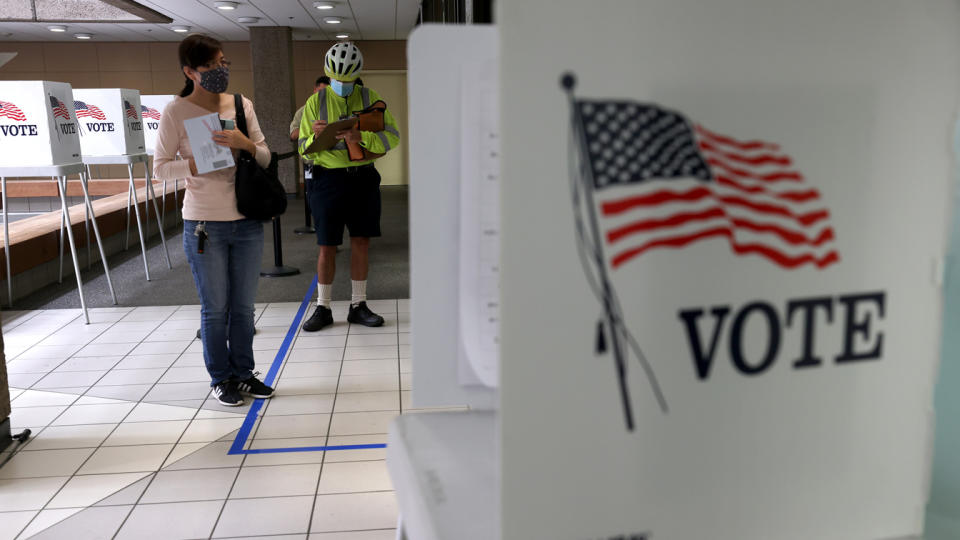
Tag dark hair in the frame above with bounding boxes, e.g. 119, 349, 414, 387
178, 34, 223, 97
315, 76, 330, 87
354, 78, 363, 86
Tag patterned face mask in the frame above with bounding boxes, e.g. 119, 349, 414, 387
198, 65, 230, 94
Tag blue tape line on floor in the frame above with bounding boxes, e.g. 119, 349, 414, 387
228, 276, 387, 455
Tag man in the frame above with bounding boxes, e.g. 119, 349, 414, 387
297, 42, 400, 331
290, 76, 329, 142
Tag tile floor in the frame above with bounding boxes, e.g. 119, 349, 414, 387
0, 298, 429, 539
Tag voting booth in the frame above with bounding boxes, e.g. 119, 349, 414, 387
395, 1, 960, 539
0, 80, 81, 166
140, 94, 174, 155
72, 88, 145, 156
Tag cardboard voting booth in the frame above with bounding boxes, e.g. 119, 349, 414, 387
492, 1, 960, 539
72, 88, 145, 156
0, 80, 81, 167
140, 94, 174, 155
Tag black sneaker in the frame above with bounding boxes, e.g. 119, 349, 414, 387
302, 305, 334, 332
347, 301, 384, 327
211, 380, 244, 407
237, 373, 274, 399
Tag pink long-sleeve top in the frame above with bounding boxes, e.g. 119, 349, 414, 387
153, 95, 271, 222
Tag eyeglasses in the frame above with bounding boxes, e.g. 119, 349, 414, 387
201, 59, 232, 69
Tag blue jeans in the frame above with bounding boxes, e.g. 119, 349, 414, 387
183, 219, 264, 386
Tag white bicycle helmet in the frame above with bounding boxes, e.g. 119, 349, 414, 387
324, 42, 363, 82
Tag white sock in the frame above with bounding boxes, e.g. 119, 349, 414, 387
351, 280, 367, 305
317, 282, 332, 307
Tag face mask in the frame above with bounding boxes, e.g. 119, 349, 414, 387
198, 65, 230, 94
330, 79, 354, 97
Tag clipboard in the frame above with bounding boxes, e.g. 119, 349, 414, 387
303, 117, 359, 154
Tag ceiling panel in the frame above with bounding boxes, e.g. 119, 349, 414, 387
0, 0, 420, 42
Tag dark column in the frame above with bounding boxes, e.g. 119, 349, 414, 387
249, 27, 297, 193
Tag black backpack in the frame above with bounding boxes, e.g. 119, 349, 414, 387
233, 93, 287, 220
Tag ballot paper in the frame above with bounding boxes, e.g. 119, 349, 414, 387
184, 112, 234, 174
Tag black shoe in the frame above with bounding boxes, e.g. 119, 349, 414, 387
302, 305, 334, 332
211, 380, 244, 407
347, 301, 384, 327
237, 372, 274, 399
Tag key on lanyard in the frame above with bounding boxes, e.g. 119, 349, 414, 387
195, 222, 207, 254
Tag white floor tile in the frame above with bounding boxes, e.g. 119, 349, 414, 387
115, 500, 223, 540
162, 441, 243, 470
113, 354, 179, 370
24, 424, 116, 451
335, 374, 399, 394
144, 382, 211, 402
328, 411, 397, 437
252, 337, 287, 350
362, 299, 398, 314
322, 435, 388, 463
399, 357, 411, 374
310, 492, 397, 533
79, 444, 174, 475
103, 420, 191, 446
97, 368, 166, 386
130, 340, 191, 356
273, 377, 339, 396
13, 344, 82, 362
73, 395, 129, 406
157, 366, 210, 384
254, 414, 330, 439
121, 309, 177, 323
7, 373, 45, 389
230, 464, 321, 499
243, 437, 327, 466
0, 476, 69, 511
213, 496, 314, 538
16, 508, 84, 539
52, 403, 135, 426
398, 345, 410, 359
343, 346, 398, 361
286, 348, 344, 363
75, 342, 137, 357
156, 318, 203, 330
144, 329, 199, 342
140, 467, 239, 503
340, 360, 398, 377
85, 384, 153, 402
54, 355, 124, 372
317, 461, 393, 494
400, 373, 411, 391
0, 510, 38, 540
280, 362, 341, 379
8, 406, 67, 429
309, 531, 396, 540
27, 504, 132, 540
11, 390, 77, 408
264, 394, 335, 416
346, 334, 398, 348
33, 370, 107, 390
179, 417, 245, 444
0, 447, 94, 479
295, 335, 348, 349
7, 357, 68, 374
333, 392, 399, 414
172, 352, 205, 368
398, 333, 410, 345
46, 472, 149, 509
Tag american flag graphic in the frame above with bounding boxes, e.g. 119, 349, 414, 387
0, 101, 27, 122
124, 100, 139, 120
49, 95, 71, 121
141, 105, 161, 120
74, 100, 106, 120
576, 100, 840, 271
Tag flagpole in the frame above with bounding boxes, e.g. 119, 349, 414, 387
561, 73, 635, 432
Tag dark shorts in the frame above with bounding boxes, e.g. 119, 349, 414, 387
306, 164, 382, 246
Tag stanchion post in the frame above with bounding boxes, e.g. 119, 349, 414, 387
261, 215, 299, 277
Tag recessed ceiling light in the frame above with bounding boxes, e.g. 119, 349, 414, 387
314, 1, 335, 9
171, 25, 191, 33
238, 16, 259, 23
323, 17, 342, 24
74, 33, 92, 39
214, 1, 238, 10
335, 33, 349, 39
47, 25, 67, 32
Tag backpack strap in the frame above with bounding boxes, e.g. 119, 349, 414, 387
234, 93, 248, 136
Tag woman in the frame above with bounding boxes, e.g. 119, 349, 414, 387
154, 34, 274, 406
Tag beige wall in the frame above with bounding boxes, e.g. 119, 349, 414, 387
0, 40, 409, 185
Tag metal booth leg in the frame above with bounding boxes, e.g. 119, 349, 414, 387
56, 175, 89, 324
128, 163, 151, 281
2, 176, 11, 308
161, 179, 167, 230
58, 179, 65, 284
80, 170, 118, 305
144, 163, 171, 269
125, 183, 132, 250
